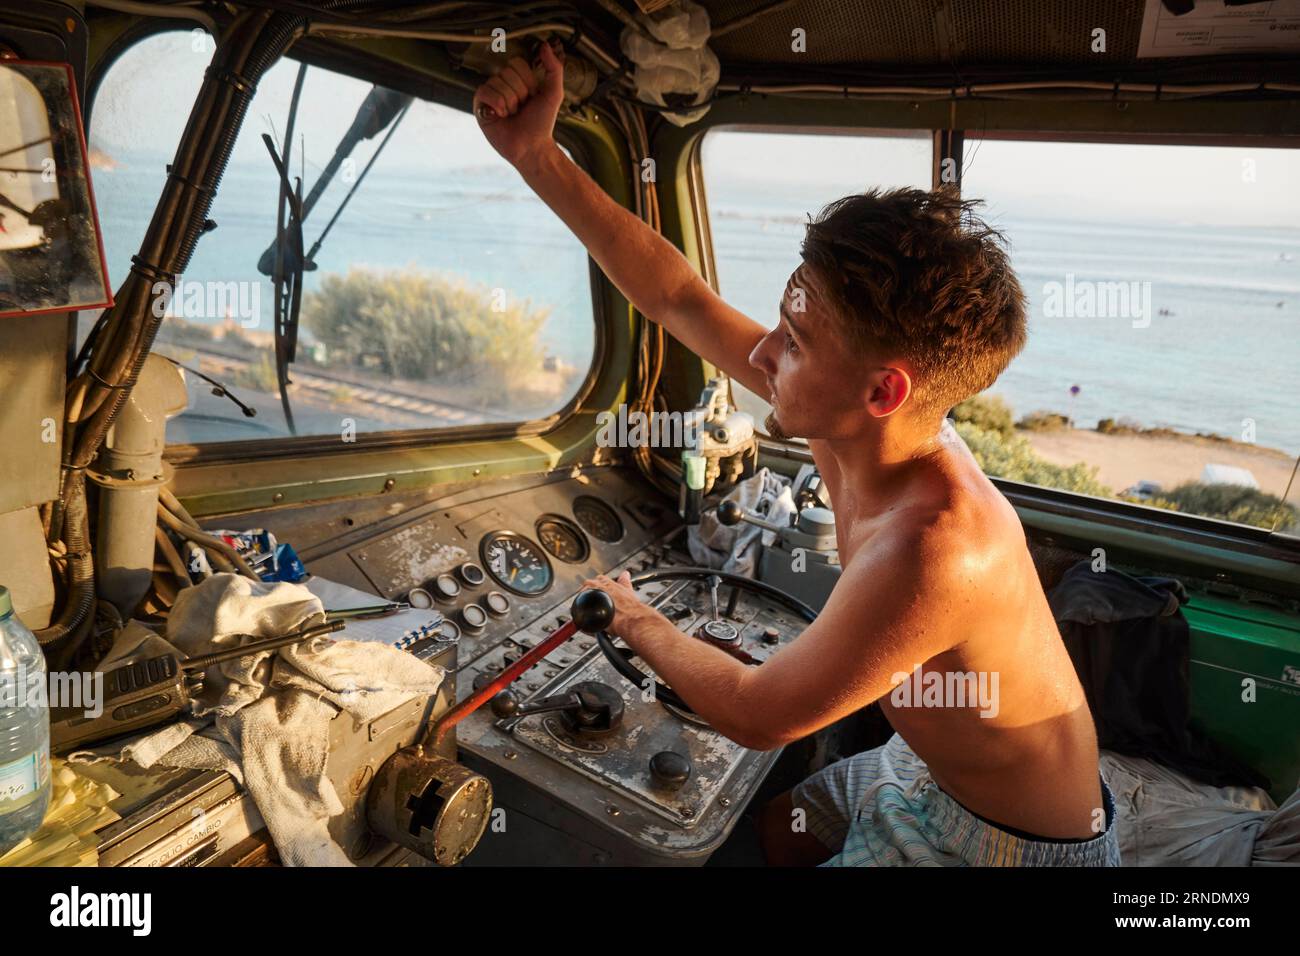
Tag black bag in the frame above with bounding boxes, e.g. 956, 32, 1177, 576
1048, 560, 1269, 791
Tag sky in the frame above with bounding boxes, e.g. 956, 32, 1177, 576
90, 30, 1300, 229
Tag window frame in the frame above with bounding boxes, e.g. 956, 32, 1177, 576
86, 24, 607, 466
689, 121, 1300, 558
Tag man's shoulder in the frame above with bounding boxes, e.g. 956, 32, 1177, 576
855, 483, 1023, 591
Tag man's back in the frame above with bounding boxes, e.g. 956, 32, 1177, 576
812, 426, 1104, 840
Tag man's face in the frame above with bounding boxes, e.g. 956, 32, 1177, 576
748, 264, 872, 441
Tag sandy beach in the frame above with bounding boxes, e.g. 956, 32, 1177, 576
1025, 429, 1297, 500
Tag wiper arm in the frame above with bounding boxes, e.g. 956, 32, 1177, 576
261, 130, 305, 436
303, 97, 410, 268
158, 355, 258, 419
255, 84, 412, 276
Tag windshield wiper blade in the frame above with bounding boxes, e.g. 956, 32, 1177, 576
261, 130, 305, 436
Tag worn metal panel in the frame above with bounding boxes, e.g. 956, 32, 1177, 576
0, 506, 56, 629
0, 311, 66, 513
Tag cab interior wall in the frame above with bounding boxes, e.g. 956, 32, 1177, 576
73, 3, 1299, 597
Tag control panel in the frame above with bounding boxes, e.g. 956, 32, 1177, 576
294, 467, 817, 864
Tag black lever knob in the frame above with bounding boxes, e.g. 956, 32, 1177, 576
571, 588, 616, 633
490, 690, 521, 718
716, 499, 743, 526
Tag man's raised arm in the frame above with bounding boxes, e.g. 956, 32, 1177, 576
473, 43, 770, 397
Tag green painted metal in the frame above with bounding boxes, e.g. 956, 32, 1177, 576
1185, 595, 1300, 803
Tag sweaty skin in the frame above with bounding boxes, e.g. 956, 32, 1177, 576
474, 47, 1104, 844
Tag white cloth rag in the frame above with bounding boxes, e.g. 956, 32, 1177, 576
688, 467, 796, 578
71, 573, 444, 866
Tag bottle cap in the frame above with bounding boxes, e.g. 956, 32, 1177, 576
0, 585, 11, 619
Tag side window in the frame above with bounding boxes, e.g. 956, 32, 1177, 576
89, 31, 595, 445
700, 128, 933, 424
958, 138, 1300, 532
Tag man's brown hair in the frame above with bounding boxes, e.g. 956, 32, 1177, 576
799, 187, 1026, 418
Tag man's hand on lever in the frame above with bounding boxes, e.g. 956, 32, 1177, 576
473, 40, 566, 173
469, 43, 773, 400
581, 571, 652, 641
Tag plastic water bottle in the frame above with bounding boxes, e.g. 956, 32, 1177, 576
0, 585, 51, 856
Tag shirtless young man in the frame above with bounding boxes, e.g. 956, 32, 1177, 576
474, 44, 1120, 866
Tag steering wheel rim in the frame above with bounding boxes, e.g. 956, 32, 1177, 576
594, 567, 818, 718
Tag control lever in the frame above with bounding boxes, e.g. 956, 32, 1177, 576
491, 682, 624, 736
708, 574, 722, 622
716, 499, 788, 535
426, 588, 615, 750
366, 589, 616, 865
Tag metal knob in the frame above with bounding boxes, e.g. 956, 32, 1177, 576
571, 588, 615, 633
649, 751, 692, 790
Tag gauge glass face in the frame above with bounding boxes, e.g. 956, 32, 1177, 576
572, 496, 624, 543
535, 515, 590, 563
461, 604, 487, 629
433, 573, 461, 599
459, 562, 485, 586
700, 620, 740, 643
485, 591, 511, 616
436, 620, 461, 643
480, 531, 553, 596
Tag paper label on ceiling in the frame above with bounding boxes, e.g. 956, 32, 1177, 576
1137, 0, 1300, 58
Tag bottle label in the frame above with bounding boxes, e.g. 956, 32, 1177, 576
0, 750, 48, 807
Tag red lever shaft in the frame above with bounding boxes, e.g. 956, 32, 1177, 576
426, 618, 579, 751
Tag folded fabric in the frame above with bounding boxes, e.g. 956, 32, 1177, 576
71, 573, 444, 866
1101, 750, 1300, 865
687, 467, 795, 577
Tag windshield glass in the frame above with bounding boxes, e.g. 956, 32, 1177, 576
88, 30, 596, 444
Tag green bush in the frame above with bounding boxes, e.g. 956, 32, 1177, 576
1143, 482, 1297, 530
953, 420, 1112, 496
301, 267, 549, 388
1017, 410, 1072, 432
950, 394, 1015, 437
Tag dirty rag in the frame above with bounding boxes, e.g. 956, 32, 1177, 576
70, 573, 444, 866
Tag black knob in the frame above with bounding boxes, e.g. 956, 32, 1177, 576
490, 691, 520, 718
716, 500, 743, 526
571, 588, 615, 633
649, 751, 692, 790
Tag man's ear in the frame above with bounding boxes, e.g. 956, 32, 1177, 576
865, 366, 913, 417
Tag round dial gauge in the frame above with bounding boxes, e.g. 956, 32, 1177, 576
460, 604, 488, 631
572, 495, 624, 543
535, 515, 590, 564
432, 573, 461, 601
480, 531, 553, 596
436, 619, 461, 643
484, 590, 511, 617
458, 562, 485, 586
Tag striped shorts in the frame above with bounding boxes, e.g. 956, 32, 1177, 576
791, 733, 1122, 866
